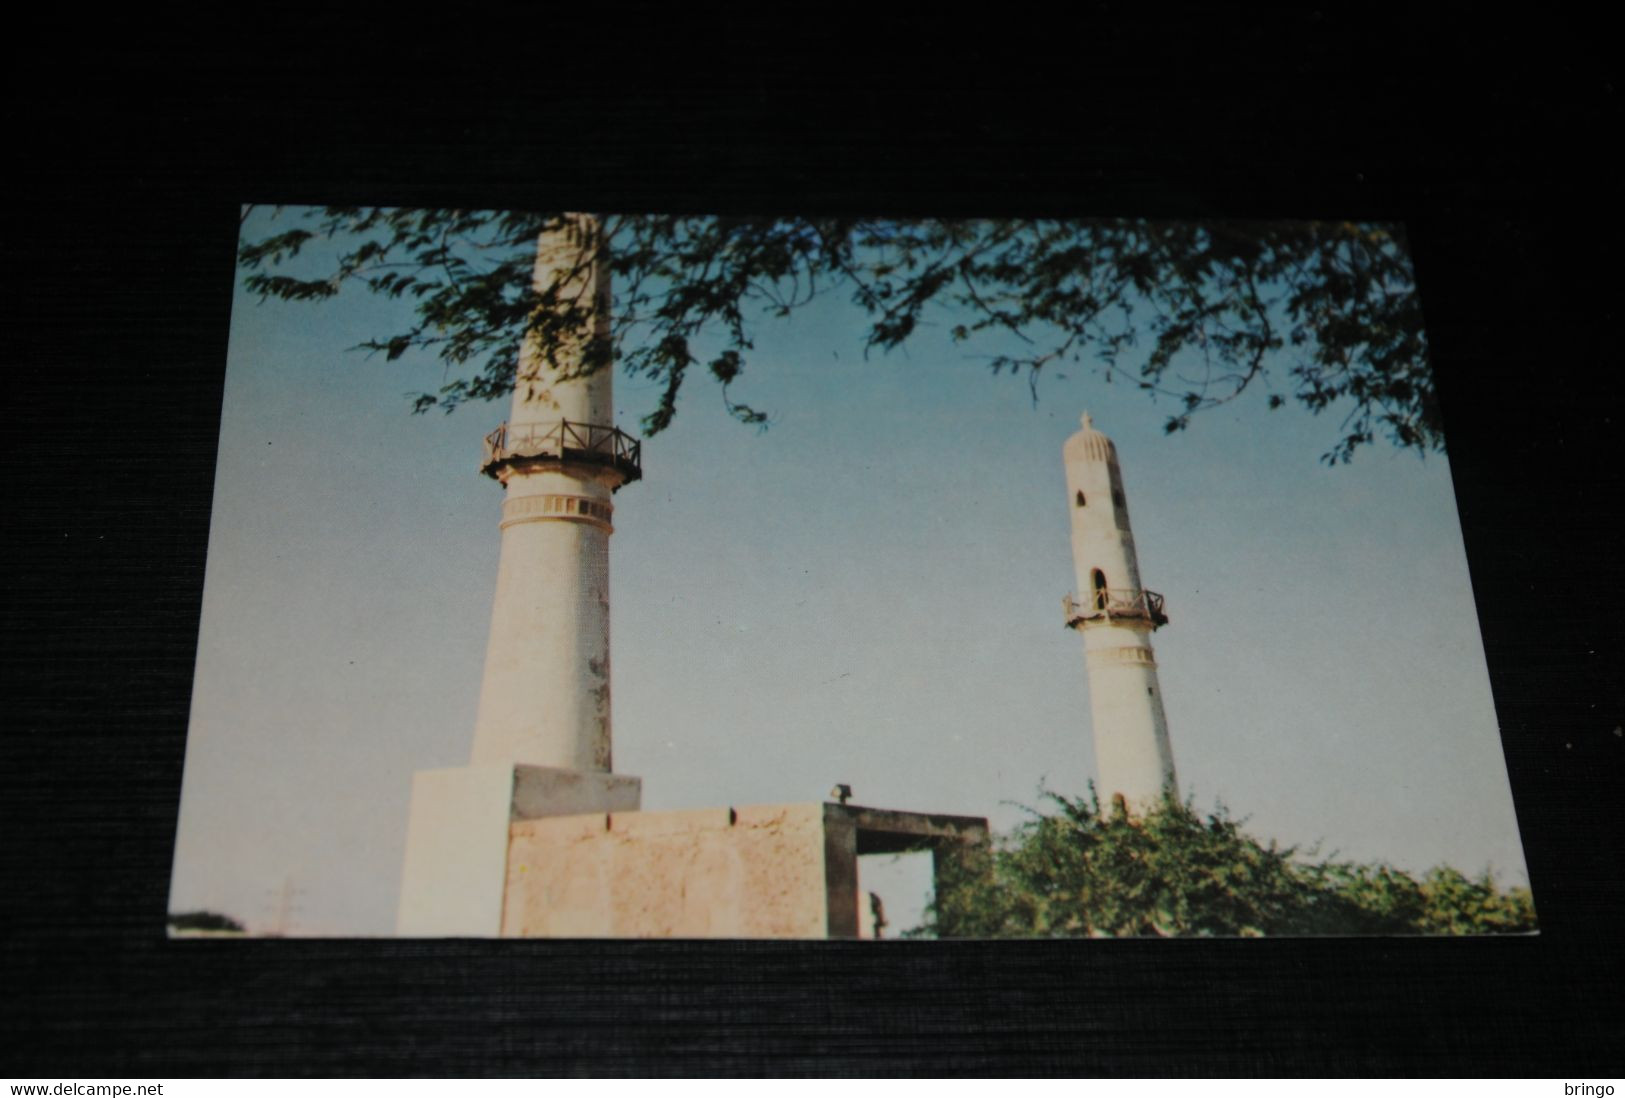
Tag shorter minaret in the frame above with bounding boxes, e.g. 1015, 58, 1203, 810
1062, 412, 1178, 810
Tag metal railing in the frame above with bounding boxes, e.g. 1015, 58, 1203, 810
480, 419, 642, 483
1063, 588, 1168, 629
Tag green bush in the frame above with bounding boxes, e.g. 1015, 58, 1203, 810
919, 790, 1536, 938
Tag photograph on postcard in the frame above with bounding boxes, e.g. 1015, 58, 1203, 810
166, 209, 1533, 938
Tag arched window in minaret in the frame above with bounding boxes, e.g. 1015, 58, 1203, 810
1092, 568, 1108, 610
1075, 490, 1087, 507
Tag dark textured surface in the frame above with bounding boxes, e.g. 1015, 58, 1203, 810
6, 12, 1621, 1076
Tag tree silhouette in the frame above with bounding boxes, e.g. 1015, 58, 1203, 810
240, 208, 1434, 463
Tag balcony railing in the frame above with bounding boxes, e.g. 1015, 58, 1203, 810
480, 419, 642, 485
1063, 588, 1168, 629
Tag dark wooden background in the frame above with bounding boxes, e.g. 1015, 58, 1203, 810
7, 10, 1621, 1076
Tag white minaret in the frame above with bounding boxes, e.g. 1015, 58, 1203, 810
1062, 412, 1178, 811
399, 213, 643, 936
468, 213, 641, 771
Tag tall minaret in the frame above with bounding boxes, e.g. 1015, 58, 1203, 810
468, 213, 641, 771
1062, 412, 1177, 810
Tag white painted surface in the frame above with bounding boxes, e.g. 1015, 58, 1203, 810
1065, 413, 1179, 808
470, 467, 617, 770
511, 764, 641, 819
1083, 622, 1177, 806
396, 765, 515, 937
469, 215, 624, 771
397, 763, 643, 936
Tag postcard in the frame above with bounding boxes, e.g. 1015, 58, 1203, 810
167, 209, 1532, 938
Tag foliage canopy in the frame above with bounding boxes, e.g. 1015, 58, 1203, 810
919, 790, 1536, 938
239, 208, 1435, 463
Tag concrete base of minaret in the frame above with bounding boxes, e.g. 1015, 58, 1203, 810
397, 788, 988, 939
396, 764, 642, 937
501, 803, 988, 939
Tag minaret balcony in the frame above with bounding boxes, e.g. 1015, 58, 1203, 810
481, 419, 643, 486
1063, 588, 1169, 630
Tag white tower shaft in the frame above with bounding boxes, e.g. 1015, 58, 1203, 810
468, 214, 638, 772
1063, 413, 1177, 810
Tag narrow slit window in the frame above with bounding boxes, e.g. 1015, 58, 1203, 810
1075, 490, 1086, 507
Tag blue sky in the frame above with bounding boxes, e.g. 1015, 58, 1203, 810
168, 210, 1528, 935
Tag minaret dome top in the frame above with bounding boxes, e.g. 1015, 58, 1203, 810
1065, 409, 1117, 465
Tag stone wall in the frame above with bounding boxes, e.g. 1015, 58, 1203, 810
503, 803, 832, 938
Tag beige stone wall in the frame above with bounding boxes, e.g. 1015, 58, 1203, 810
398, 764, 642, 937
503, 803, 832, 939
